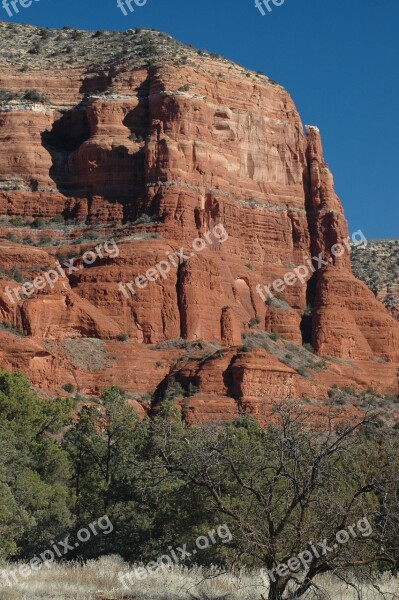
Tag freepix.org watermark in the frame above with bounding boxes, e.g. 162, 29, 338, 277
118, 224, 229, 299
4, 239, 119, 305
117, 0, 147, 16
1, 0, 39, 17
118, 524, 232, 588
255, 0, 285, 17
1, 515, 113, 588
256, 230, 367, 302
261, 517, 372, 584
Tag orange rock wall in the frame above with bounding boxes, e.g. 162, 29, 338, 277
0, 50, 398, 419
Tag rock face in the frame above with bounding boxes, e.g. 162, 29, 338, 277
0, 22, 398, 421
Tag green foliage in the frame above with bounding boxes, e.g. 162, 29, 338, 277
64, 386, 151, 557
162, 378, 185, 402
38, 236, 52, 246
1, 369, 399, 592
0, 370, 73, 559
62, 383, 75, 394
296, 366, 307, 376
116, 333, 129, 342
50, 214, 66, 224
155, 410, 399, 594
22, 90, 48, 103
39, 28, 51, 40
30, 217, 45, 229
303, 342, 315, 353
131, 213, 154, 225
6, 233, 20, 243
0, 266, 24, 283
0, 322, 24, 338
71, 29, 83, 41
28, 44, 41, 55
269, 332, 281, 341
9, 218, 23, 227
249, 316, 261, 328
0, 88, 17, 101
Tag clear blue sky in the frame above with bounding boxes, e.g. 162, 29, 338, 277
1, 0, 398, 239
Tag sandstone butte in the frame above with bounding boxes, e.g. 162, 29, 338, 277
0, 23, 398, 424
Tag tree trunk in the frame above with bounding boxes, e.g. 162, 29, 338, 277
290, 577, 313, 599
268, 581, 285, 600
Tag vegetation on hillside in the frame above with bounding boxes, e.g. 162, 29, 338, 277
0, 370, 399, 599
351, 240, 399, 318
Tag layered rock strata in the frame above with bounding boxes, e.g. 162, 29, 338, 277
0, 22, 397, 421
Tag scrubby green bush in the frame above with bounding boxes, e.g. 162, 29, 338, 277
22, 90, 48, 103
249, 316, 261, 328
116, 333, 129, 342
0, 88, 18, 101
62, 383, 75, 394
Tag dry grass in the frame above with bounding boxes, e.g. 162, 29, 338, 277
0, 556, 397, 600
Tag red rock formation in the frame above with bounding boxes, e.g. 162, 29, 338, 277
0, 24, 397, 421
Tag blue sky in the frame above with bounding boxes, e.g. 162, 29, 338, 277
1, 0, 398, 238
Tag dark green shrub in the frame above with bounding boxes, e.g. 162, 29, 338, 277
249, 317, 261, 328
132, 214, 154, 225
50, 214, 66, 224
129, 132, 145, 143
62, 383, 75, 394
0, 322, 24, 337
39, 236, 52, 246
0, 88, 18, 101
31, 217, 45, 229
10, 217, 24, 227
186, 383, 199, 397
269, 333, 281, 341
23, 90, 48, 103
9, 267, 24, 283
117, 333, 129, 342
39, 28, 51, 40
303, 342, 315, 353
6, 233, 20, 243
28, 43, 41, 55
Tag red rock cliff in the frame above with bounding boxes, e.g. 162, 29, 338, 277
0, 23, 397, 421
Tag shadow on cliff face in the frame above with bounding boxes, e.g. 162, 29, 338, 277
122, 74, 151, 142
300, 273, 317, 346
78, 71, 114, 96
41, 105, 91, 195
40, 72, 154, 223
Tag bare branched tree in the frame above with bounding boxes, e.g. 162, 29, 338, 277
154, 402, 399, 600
